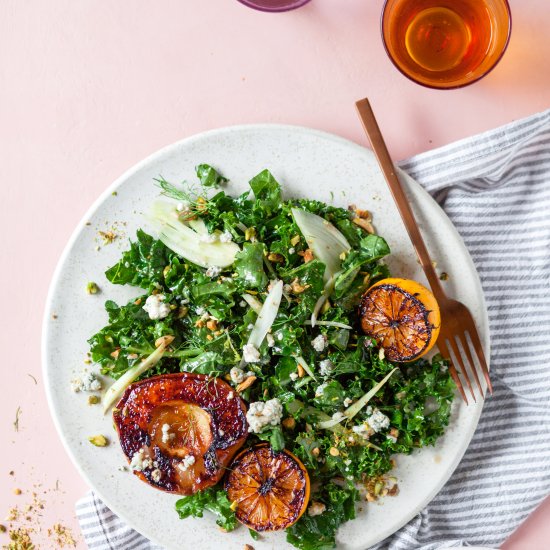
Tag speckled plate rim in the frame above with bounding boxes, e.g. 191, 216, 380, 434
42, 124, 489, 549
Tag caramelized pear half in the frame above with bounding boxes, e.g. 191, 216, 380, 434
114, 372, 248, 495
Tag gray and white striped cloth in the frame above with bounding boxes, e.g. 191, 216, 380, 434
76, 110, 550, 549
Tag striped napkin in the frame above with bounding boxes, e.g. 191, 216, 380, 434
76, 109, 550, 549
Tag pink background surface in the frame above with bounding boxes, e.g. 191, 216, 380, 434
1, 0, 549, 548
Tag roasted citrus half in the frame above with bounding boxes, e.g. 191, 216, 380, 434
225, 443, 310, 531
359, 277, 441, 362
113, 373, 248, 495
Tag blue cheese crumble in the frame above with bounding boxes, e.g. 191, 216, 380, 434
311, 334, 327, 352
242, 343, 260, 363
319, 359, 334, 377
143, 294, 171, 320
246, 398, 283, 433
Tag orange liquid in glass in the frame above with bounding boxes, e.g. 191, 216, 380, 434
405, 7, 471, 72
382, 0, 511, 88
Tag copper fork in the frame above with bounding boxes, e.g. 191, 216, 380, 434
355, 98, 492, 403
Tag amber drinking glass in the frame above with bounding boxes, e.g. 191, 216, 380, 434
381, 0, 511, 89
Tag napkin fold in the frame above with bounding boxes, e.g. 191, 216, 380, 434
77, 109, 550, 549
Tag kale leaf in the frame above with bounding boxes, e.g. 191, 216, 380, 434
175, 486, 237, 531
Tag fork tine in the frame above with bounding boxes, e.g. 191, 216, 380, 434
459, 332, 484, 399
467, 329, 493, 395
447, 337, 476, 403
438, 339, 468, 405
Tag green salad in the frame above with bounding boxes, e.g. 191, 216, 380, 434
88, 165, 454, 550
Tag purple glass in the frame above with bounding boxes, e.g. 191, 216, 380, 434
236, 0, 311, 12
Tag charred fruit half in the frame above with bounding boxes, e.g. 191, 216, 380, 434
225, 443, 310, 531
359, 277, 441, 362
114, 373, 248, 495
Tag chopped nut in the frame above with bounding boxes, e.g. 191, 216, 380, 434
267, 252, 284, 263
290, 235, 301, 246
155, 335, 175, 348
282, 417, 296, 430
329, 447, 340, 457
236, 375, 257, 393
163, 265, 171, 278
311, 447, 320, 457
244, 227, 256, 241
49, 522, 77, 547
206, 319, 218, 331
244, 545, 255, 550
352, 217, 374, 233
307, 501, 326, 517
290, 278, 310, 294
349, 205, 372, 221
389, 428, 399, 438
388, 484, 399, 496
6, 527, 34, 548
366, 493, 376, 502
230, 500, 239, 512
86, 281, 100, 294
439, 272, 449, 281
298, 248, 314, 262
297, 363, 305, 378
177, 306, 189, 318
197, 196, 210, 210
378, 348, 385, 360
13, 488, 22, 495
206, 334, 213, 341
195, 319, 205, 328
134, 298, 142, 305
110, 348, 120, 359
98, 230, 117, 244
88, 435, 109, 447
88, 395, 100, 405
0, 524, 6, 533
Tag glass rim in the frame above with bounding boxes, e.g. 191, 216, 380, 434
236, 0, 311, 13
380, 0, 513, 90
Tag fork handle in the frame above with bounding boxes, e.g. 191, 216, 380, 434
355, 98, 447, 303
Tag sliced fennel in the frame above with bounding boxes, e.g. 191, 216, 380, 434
304, 320, 352, 330
291, 208, 350, 324
102, 341, 169, 414
187, 218, 208, 235
240, 280, 283, 366
311, 275, 337, 326
291, 208, 350, 280
301, 407, 382, 450
296, 355, 317, 381
241, 293, 263, 314
150, 201, 239, 268
316, 368, 398, 429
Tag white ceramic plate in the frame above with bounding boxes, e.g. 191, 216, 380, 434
42, 125, 488, 549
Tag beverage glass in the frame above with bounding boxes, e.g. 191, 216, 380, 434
237, 0, 311, 12
381, 0, 512, 89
